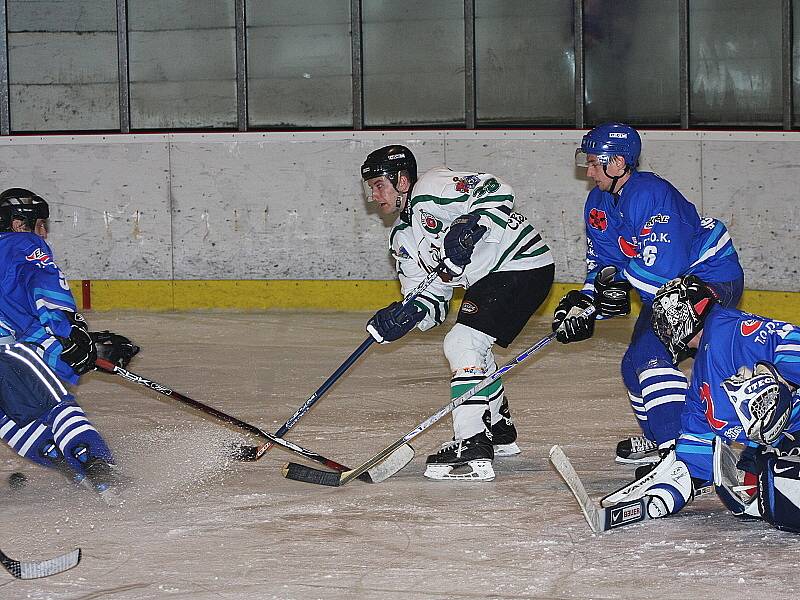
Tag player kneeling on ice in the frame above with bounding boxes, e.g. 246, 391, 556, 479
601, 275, 800, 532
361, 146, 555, 481
0, 188, 139, 500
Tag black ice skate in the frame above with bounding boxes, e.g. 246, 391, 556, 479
615, 435, 659, 464
491, 398, 521, 457
77, 458, 127, 506
424, 431, 495, 481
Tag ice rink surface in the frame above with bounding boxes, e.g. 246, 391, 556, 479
3, 311, 798, 600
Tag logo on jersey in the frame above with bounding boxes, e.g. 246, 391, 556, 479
740, 319, 762, 337
618, 236, 639, 258
453, 175, 481, 194
640, 213, 670, 236
460, 301, 479, 315
420, 210, 443, 234
700, 382, 728, 429
700, 217, 716, 230
588, 208, 608, 231
396, 245, 411, 259
25, 247, 54, 267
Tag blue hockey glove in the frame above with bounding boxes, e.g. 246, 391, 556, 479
367, 301, 425, 344
56, 312, 97, 375
442, 214, 487, 276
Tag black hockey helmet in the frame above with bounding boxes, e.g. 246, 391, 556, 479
361, 145, 417, 189
0, 188, 49, 232
651, 275, 717, 364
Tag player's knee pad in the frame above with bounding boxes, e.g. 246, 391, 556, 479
443, 324, 494, 374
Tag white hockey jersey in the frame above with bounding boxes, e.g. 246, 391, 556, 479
389, 166, 553, 331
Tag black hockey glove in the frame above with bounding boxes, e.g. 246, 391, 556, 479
90, 330, 140, 369
594, 271, 632, 318
442, 214, 487, 276
367, 301, 426, 344
552, 290, 596, 343
56, 312, 97, 375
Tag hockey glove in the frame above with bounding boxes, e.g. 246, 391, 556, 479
367, 301, 426, 344
442, 214, 487, 276
721, 362, 794, 445
551, 290, 596, 343
90, 330, 140, 369
594, 270, 632, 318
57, 312, 97, 375
601, 448, 694, 519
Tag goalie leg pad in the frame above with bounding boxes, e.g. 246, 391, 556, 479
758, 454, 800, 533
601, 450, 693, 518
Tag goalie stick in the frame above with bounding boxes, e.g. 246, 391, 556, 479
283, 319, 578, 487
549, 445, 714, 533
0, 547, 80, 579
94, 359, 381, 478
259, 265, 445, 456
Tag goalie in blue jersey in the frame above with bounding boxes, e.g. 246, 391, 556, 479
600, 275, 800, 532
552, 123, 745, 464
0, 188, 138, 500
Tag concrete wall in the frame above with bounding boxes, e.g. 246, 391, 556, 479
0, 130, 797, 291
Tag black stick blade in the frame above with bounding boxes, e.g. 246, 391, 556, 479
282, 463, 343, 487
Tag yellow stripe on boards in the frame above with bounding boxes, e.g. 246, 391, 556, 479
68, 280, 800, 323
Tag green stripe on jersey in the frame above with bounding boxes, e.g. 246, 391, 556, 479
489, 224, 535, 272
411, 194, 469, 208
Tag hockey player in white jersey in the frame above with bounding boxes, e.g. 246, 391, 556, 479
361, 145, 555, 481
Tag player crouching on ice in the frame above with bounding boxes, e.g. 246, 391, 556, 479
601, 274, 800, 532
0, 188, 138, 501
360, 145, 555, 481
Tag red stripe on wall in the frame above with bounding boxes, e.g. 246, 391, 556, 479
81, 280, 92, 310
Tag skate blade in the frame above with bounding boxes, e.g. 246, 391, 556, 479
493, 442, 521, 457
423, 459, 495, 481
615, 454, 660, 465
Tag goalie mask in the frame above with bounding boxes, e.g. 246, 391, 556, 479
651, 275, 717, 363
0, 187, 49, 232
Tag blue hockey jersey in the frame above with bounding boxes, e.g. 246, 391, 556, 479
0, 232, 80, 384
677, 306, 800, 480
582, 170, 743, 303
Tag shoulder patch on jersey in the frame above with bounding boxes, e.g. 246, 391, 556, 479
640, 213, 669, 236
420, 209, 443, 234
588, 208, 608, 231
453, 175, 481, 194
26, 247, 54, 267
740, 319, 763, 337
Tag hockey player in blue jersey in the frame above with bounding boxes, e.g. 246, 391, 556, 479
0, 188, 138, 500
551, 122, 744, 464
599, 275, 800, 532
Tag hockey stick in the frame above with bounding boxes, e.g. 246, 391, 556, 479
550, 445, 714, 533
282, 314, 580, 487
93, 359, 385, 478
259, 266, 444, 457
0, 547, 80, 579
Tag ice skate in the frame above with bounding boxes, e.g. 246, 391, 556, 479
424, 432, 495, 481
615, 435, 659, 464
77, 457, 127, 506
491, 398, 521, 457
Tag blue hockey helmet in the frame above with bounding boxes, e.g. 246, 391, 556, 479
576, 122, 642, 168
